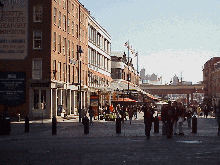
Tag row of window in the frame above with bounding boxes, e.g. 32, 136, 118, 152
88, 47, 111, 72
88, 24, 111, 54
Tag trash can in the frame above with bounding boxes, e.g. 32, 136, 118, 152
0, 114, 11, 135
192, 115, 197, 133
84, 116, 89, 134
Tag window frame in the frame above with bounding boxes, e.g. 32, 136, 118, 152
33, 30, 42, 50
33, 4, 43, 22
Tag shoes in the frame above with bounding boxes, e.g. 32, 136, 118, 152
167, 136, 172, 139
178, 133, 184, 136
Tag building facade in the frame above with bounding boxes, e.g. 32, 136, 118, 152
0, 0, 90, 118
87, 15, 112, 111
203, 57, 220, 107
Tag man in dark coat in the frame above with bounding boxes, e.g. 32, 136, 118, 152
143, 103, 155, 139
165, 101, 175, 139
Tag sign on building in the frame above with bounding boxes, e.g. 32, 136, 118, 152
0, 0, 28, 59
0, 72, 26, 105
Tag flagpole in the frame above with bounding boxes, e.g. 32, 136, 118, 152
137, 51, 138, 74
127, 39, 130, 97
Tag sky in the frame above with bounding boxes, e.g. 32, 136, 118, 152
79, 0, 220, 84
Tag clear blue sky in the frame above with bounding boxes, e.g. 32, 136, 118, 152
79, 0, 220, 84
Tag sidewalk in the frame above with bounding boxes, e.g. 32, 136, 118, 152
1, 112, 218, 140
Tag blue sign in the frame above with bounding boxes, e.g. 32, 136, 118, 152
0, 72, 26, 105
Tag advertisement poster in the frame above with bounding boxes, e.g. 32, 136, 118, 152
90, 95, 98, 116
0, 0, 28, 59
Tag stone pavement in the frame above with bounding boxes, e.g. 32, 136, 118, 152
0, 112, 219, 139
0, 112, 220, 165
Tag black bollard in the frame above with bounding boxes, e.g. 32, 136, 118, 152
84, 116, 89, 134
192, 115, 197, 133
116, 117, 121, 134
154, 116, 159, 133
17, 113, 20, 122
25, 115, 29, 133
52, 116, 57, 135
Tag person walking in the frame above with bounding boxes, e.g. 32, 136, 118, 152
165, 101, 175, 139
88, 106, 94, 125
173, 101, 179, 135
161, 104, 167, 135
186, 109, 192, 128
128, 106, 134, 124
133, 106, 138, 119
178, 102, 185, 136
143, 103, 154, 139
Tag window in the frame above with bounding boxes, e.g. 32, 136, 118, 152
72, 4, 74, 15
63, 15, 66, 31
67, 65, 70, 82
72, 66, 74, 83
53, 32, 56, 51
33, 4, 43, 22
72, 21, 74, 36
63, 37, 66, 55
53, 7, 57, 24
33, 30, 42, 49
58, 35, 61, 53
67, 40, 70, 57
53, 60, 56, 79
34, 90, 39, 109
63, 0, 66, 9
71, 42, 74, 58
68, 1, 71, 12
58, 11, 61, 28
67, 18, 70, 33
63, 63, 66, 82
76, 24, 78, 38
76, 7, 78, 19
33, 89, 47, 109
58, 62, 61, 80
32, 59, 42, 79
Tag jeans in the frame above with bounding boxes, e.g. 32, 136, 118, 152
179, 122, 183, 134
90, 115, 93, 125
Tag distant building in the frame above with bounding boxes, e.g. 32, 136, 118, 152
140, 69, 161, 85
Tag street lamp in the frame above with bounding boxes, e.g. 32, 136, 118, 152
78, 46, 83, 122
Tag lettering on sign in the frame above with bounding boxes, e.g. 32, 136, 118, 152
0, 0, 28, 60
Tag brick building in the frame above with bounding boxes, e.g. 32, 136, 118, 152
0, 0, 90, 118
203, 57, 220, 107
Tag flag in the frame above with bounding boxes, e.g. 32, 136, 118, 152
124, 41, 128, 47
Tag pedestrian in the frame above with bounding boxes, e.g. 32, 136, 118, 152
173, 101, 179, 135
128, 106, 134, 124
186, 109, 192, 128
161, 104, 167, 135
120, 106, 125, 123
165, 101, 175, 139
177, 102, 185, 136
133, 106, 138, 119
143, 103, 154, 139
88, 105, 94, 125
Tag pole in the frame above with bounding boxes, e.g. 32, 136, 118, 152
137, 51, 138, 74
79, 60, 81, 122
127, 40, 130, 99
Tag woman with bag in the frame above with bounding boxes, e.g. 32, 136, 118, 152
178, 102, 185, 136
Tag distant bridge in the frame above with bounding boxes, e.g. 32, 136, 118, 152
140, 84, 204, 104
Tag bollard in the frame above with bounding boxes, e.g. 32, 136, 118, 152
154, 116, 159, 133
84, 116, 89, 134
192, 115, 197, 133
116, 117, 121, 134
52, 116, 57, 135
25, 115, 29, 133
17, 113, 20, 122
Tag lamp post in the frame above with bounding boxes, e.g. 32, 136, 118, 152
78, 46, 83, 122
